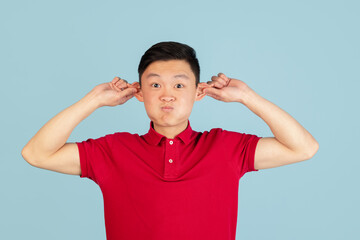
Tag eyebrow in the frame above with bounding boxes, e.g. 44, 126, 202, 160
146, 73, 190, 80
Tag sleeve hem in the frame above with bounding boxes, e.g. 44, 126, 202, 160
249, 136, 262, 172
76, 142, 87, 178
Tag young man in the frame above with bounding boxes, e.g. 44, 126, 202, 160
22, 41, 319, 240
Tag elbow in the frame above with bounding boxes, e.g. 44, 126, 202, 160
21, 145, 29, 161
303, 140, 319, 160
21, 145, 38, 167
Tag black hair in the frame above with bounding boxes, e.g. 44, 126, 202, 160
138, 41, 200, 88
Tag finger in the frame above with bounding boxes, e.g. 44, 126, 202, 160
218, 72, 226, 79
218, 72, 229, 80
206, 81, 215, 87
126, 82, 136, 89
219, 73, 231, 86
122, 87, 137, 97
204, 87, 222, 99
218, 73, 232, 86
212, 75, 227, 85
115, 80, 125, 87
129, 82, 140, 89
112, 84, 123, 92
116, 78, 127, 84
130, 82, 141, 93
131, 82, 140, 87
113, 81, 123, 91
125, 86, 139, 93
112, 81, 128, 92
199, 82, 208, 85
218, 73, 230, 83
116, 80, 129, 90
199, 86, 212, 94
111, 76, 121, 84
198, 82, 210, 89
210, 76, 227, 88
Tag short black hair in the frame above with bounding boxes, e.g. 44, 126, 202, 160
138, 41, 200, 88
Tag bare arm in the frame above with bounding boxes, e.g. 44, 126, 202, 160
242, 88, 319, 169
202, 73, 319, 170
21, 77, 139, 175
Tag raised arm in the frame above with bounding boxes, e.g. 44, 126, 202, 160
240, 87, 319, 169
201, 73, 319, 170
21, 77, 139, 175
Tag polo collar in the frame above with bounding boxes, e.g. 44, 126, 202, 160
143, 120, 193, 146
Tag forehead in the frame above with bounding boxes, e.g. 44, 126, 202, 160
142, 60, 194, 80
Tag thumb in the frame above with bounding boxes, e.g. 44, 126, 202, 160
123, 87, 137, 96
204, 87, 221, 97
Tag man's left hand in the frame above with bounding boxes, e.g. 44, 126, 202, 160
199, 73, 250, 103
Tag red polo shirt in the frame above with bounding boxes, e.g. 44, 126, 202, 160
76, 120, 261, 240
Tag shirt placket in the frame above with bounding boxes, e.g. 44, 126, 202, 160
164, 139, 177, 178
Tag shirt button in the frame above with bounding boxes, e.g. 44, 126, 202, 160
169, 140, 173, 145
169, 159, 173, 163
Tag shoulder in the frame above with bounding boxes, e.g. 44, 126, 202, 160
202, 127, 246, 136
198, 127, 223, 135
104, 131, 140, 142
203, 127, 260, 143
193, 127, 230, 143
81, 131, 138, 145
193, 127, 243, 138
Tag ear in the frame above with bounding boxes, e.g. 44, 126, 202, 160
195, 82, 208, 101
132, 82, 143, 102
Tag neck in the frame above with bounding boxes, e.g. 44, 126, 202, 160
153, 120, 188, 139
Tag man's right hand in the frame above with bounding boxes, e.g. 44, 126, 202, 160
22, 76, 141, 176
92, 77, 140, 107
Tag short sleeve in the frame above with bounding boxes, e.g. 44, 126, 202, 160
219, 129, 261, 180
76, 135, 112, 185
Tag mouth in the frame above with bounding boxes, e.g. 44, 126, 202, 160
161, 106, 174, 112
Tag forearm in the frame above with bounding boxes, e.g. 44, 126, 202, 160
22, 90, 100, 161
241, 87, 318, 155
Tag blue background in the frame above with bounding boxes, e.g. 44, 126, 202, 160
1, 0, 359, 239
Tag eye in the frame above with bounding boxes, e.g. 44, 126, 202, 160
175, 83, 184, 88
151, 83, 160, 88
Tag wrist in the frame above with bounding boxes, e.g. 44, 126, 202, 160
237, 84, 255, 105
80, 89, 103, 110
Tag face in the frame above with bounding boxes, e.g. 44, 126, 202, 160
134, 60, 206, 130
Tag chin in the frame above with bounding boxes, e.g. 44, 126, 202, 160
152, 117, 185, 127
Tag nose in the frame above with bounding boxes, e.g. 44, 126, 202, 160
160, 87, 175, 102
